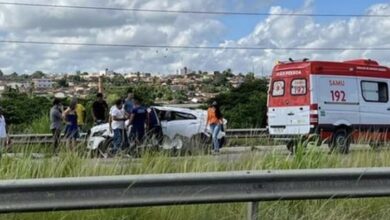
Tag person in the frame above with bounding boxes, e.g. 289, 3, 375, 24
63, 101, 79, 150
108, 104, 116, 133
128, 98, 147, 146
110, 99, 127, 155
124, 92, 134, 116
73, 97, 86, 131
0, 108, 8, 157
206, 101, 223, 154
92, 93, 108, 125
50, 98, 63, 154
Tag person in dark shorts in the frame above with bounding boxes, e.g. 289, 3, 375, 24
50, 98, 63, 154
92, 93, 108, 125
128, 98, 147, 145
63, 101, 79, 151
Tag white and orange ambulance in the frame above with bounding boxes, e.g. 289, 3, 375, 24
267, 59, 390, 153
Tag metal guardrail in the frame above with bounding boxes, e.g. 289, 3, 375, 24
1, 168, 390, 220
225, 128, 268, 138
9, 128, 269, 144
9, 133, 88, 144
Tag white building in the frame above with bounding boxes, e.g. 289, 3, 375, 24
177, 67, 193, 75
6, 82, 31, 90
32, 78, 54, 89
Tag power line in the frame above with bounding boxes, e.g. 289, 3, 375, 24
0, 2, 389, 18
0, 40, 389, 51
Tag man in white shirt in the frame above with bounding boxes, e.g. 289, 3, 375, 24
110, 99, 127, 155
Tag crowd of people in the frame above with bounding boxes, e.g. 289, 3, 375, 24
0, 92, 224, 156
48, 92, 155, 156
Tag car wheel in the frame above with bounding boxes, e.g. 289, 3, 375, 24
189, 134, 211, 154
94, 138, 113, 158
161, 135, 174, 150
174, 135, 194, 156
143, 133, 160, 151
172, 135, 185, 149
330, 128, 351, 154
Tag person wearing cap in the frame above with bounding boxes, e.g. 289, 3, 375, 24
0, 108, 8, 157
206, 101, 223, 154
50, 98, 63, 154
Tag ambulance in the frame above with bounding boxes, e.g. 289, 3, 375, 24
267, 59, 390, 153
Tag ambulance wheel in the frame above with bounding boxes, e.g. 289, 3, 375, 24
330, 129, 351, 154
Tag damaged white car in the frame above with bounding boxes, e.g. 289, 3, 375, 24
87, 106, 226, 157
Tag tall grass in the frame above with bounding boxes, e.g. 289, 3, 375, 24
10, 114, 51, 134
2, 145, 390, 219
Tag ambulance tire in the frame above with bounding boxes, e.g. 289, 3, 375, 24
330, 128, 351, 154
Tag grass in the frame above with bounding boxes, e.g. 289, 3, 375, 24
2, 141, 390, 219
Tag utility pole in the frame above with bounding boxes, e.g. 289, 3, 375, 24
98, 75, 104, 94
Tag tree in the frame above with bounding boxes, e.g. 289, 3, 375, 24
223, 68, 234, 77
69, 74, 82, 82
0, 90, 51, 127
211, 78, 268, 128
111, 74, 126, 86
213, 72, 228, 87
57, 78, 69, 87
173, 91, 188, 103
245, 72, 255, 81
31, 71, 46, 79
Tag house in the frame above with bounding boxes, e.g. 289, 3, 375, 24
32, 78, 54, 89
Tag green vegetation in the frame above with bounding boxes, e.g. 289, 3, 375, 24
0, 89, 97, 133
0, 89, 51, 133
2, 70, 269, 132
105, 83, 188, 105
213, 76, 268, 128
1, 145, 390, 219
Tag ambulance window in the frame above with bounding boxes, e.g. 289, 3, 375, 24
291, 79, 307, 95
361, 81, 388, 103
272, 80, 285, 96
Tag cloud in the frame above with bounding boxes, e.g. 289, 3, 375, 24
0, 1, 388, 75
207, 3, 390, 74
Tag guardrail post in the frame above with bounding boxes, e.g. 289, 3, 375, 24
247, 201, 259, 220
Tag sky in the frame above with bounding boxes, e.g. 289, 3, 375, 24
0, 0, 389, 75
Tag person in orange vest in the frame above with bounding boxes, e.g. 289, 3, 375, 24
206, 101, 223, 154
